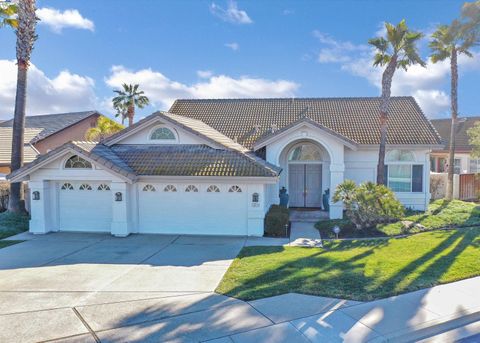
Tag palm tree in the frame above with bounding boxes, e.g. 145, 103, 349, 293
8, 0, 37, 213
429, 21, 478, 200
369, 20, 425, 185
112, 84, 149, 127
0, 2, 18, 28
85, 116, 124, 141
462, 1, 480, 37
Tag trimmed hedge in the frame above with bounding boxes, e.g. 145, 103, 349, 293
264, 205, 289, 237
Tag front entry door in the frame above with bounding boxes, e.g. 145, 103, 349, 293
288, 164, 322, 207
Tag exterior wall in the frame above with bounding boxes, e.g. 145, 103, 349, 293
33, 115, 99, 154
345, 148, 431, 210
431, 152, 471, 174
117, 121, 213, 145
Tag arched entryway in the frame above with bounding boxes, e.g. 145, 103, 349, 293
287, 142, 323, 208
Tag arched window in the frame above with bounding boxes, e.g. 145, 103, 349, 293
228, 185, 242, 193
79, 184, 92, 191
185, 185, 198, 192
143, 184, 156, 192
65, 155, 92, 169
288, 143, 322, 161
150, 127, 176, 140
61, 183, 74, 190
164, 184, 177, 192
97, 184, 110, 191
207, 185, 220, 193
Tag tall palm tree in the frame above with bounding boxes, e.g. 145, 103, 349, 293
368, 20, 425, 185
429, 20, 478, 200
85, 116, 124, 141
0, 2, 18, 28
112, 84, 149, 127
8, 0, 37, 213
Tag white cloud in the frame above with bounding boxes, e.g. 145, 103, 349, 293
210, 1, 253, 24
37, 7, 94, 33
225, 42, 239, 51
197, 70, 214, 79
0, 60, 97, 119
105, 65, 299, 110
313, 29, 480, 117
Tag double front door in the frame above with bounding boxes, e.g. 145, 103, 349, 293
288, 163, 322, 208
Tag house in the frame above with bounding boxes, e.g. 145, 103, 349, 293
0, 111, 101, 178
7, 97, 441, 237
430, 117, 480, 174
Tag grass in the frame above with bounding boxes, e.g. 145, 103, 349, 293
316, 199, 480, 239
0, 211, 29, 239
216, 227, 480, 301
0, 240, 23, 249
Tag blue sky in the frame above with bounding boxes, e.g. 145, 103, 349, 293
0, 0, 478, 120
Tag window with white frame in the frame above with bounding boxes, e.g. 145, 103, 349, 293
228, 185, 242, 193
164, 184, 177, 192
97, 184, 110, 191
79, 183, 92, 191
454, 158, 461, 174
143, 184, 156, 192
61, 182, 74, 190
207, 185, 220, 193
185, 185, 198, 192
65, 155, 92, 169
386, 150, 423, 193
470, 159, 480, 173
150, 127, 176, 140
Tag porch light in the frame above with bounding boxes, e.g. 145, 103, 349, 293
115, 192, 122, 202
32, 191, 40, 201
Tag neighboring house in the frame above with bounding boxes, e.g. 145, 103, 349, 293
8, 97, 441, 237
430, 116, 480, 174
0, 111, 101, 177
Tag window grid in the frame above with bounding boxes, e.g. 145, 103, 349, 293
79, 184, 92, 191
143, 184, 156, 192
65, 155, 92, 169
61, 183, 74, 190
164, 185, 177, 192
185, 185, 199, 192
207, 185, 220, 193
150, 127, 175, 140
97, 184, 110, 191
228, 185, 242, 193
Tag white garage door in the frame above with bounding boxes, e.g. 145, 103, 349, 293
138, 183, 248, 235
58, 182, 112, 232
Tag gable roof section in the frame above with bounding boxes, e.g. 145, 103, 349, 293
0, 111, 100, 144
111, 144, 279, 177
431, 116, 480, 152
0, 128, 42, 165
8, 141, 137, 183
253, 117, 359, 150
103, 111, 248, 152
169, 97, 442, 149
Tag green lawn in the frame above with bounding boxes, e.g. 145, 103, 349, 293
216, 227, 480, 301
0, 211, 29, 239
316, 200, 480, 239
0, 240, 22, 249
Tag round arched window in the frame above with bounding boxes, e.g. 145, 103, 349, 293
150, 127, 176, 140
386, 150, 415, 162
288, 143, 322, 161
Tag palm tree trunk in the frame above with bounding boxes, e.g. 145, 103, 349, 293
8, 61, 28, 213
446, 48, 458, 200
377, 56, 397, 185
127, 103, 134, 127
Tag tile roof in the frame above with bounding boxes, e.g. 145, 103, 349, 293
111, 144, 279, 177
431, 116, 480, 152
0, 111, 99, 143
0, 127, 42, 164
169, 97, 442, 149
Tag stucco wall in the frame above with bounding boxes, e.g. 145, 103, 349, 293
33, 115, 100, 154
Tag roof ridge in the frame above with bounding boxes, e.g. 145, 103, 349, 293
172, 96, 415, 102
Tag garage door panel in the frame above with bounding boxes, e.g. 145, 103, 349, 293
58, 182, 112, 232
138, 184, 248, 235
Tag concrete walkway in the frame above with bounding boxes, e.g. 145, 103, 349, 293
1, 232, 479, 342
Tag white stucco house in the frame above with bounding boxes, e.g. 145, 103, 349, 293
8, 97, 442, 237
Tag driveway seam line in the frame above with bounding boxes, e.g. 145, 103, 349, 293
288, 321, 314, 342
244, 301, 275, 325
39, 237, 109, 267
72, 307, 101, 343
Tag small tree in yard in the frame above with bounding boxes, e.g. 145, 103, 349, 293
333, 180, 405, 230
85, 116, 124, 141
468, 121, 480, 159
369, 20, 425, 185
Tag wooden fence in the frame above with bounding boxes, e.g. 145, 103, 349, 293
459, 173, 480, 201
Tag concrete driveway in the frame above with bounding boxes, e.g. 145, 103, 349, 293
0, 232, 253, 342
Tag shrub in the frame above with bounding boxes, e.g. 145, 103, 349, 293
333, 180, 405, 230
264, 205, 289, 237
0, 182, 9, 212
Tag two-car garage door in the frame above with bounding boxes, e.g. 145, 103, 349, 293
138, 183, 248, 235
58, 181, 112, 232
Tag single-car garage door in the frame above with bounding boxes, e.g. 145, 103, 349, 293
58, 181, 112, 232
138, 183, 248, 235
